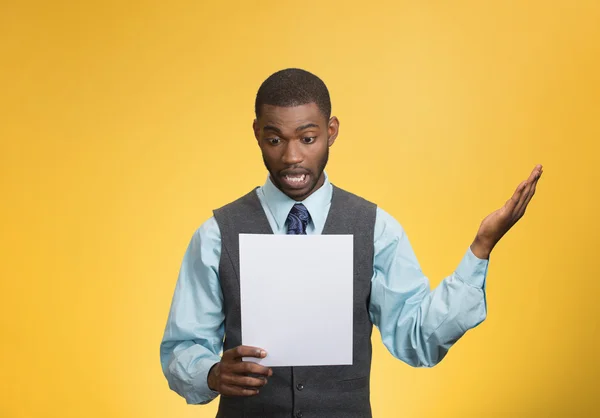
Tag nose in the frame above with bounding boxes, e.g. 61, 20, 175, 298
282, 140, 304, 165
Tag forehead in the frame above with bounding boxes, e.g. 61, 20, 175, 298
258, 103, 325, 128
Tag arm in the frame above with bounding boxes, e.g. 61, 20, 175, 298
370, 164, 543, 367
369, 208, 488, 367
159, 217, 224, 405
159, 218, 273, 404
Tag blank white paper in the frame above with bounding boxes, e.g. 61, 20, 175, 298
239, 234, 353, 367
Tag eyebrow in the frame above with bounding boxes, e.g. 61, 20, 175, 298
263, 123, 320, 134
263, 125, 282, 134
295, 123, 319, 132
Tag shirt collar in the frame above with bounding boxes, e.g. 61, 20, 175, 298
261, 172, 332, 232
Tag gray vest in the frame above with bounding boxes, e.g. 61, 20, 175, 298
213, 185, 377, 418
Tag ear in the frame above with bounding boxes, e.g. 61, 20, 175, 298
327, 116, 339, 147
253, 119, 260, 143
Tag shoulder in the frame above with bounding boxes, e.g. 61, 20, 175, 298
192, 216, 221, 245
331, 184, 377, 209
212, 187, 263, 230
328, 184, 406, 239
214, 187, 260, 212
374, 207, 407, 243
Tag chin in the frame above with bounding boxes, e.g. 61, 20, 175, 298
271, 179, 303, 199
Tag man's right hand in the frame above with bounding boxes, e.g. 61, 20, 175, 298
207, 345, 273, 396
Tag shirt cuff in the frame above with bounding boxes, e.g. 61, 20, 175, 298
455, 247, 489, 289
183, 356, 221, 405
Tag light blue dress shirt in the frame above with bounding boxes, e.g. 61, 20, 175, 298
160, 174, 488, 405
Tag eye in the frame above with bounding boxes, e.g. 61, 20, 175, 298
302, 136, 316, 144
267, 138, 281, 145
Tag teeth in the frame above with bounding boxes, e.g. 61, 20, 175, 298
285, 174, 306, 183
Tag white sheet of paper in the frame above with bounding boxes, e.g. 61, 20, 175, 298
240, 234, 353, 367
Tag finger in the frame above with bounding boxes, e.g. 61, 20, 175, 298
502, 165, 542, 219
514, 170, 542, 217
222, 374, 268, 388
513, 179, 535, 216
220, 383, 260, 397
527, 164, 543, 179
225, 346, 267, 360
515, 176, 539, 219
506, 180, 528, 211
509, 165, 543, 211
232, 361, 272, 376
527, 164, 542, 181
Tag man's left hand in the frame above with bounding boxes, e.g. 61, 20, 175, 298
470, 164, 543, 259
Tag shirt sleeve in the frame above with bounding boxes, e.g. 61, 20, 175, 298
369, 207, 488, 367
159, 216, 224, 404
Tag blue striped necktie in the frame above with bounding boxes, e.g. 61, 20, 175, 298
286, 203, 310, 235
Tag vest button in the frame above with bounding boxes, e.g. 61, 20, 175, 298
295, 412, 303, 418
296, 383, 304, 391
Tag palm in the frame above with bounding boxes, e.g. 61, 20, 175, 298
476, 164, 543, 251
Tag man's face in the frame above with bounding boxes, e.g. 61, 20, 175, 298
253, 102, 339, 201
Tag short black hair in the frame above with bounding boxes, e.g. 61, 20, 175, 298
255, 68, 331, 120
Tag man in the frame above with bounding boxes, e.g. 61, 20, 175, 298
160, 68, 542, 417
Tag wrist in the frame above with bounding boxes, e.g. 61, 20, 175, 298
471, 237, 493, 260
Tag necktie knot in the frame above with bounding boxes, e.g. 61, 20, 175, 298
287, 203, 310, 235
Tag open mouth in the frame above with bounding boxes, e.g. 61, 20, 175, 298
280, 173, 310, 189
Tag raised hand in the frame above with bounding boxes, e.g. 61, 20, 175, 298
207, 345, 273, 396
470, 164, 543, 259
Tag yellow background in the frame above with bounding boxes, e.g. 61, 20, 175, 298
1, 1, 599, 417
